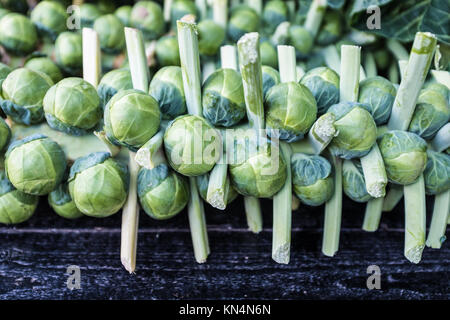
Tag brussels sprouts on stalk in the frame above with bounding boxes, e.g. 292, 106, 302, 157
76, 3, 102, 28
93, 14, 126, 54
228, 6, 260, 42
131, 1, 165, 41
288, 25, 313, 58
115, 5, 132, 27
170, 0, 197, 29
196, 173, 238, 205
262, 0, 288, 34
261, 65, 280, 98
300, 67, 340, 114
68, 152, 128, 218
260, 39, 278, 69
316, 11, 343, 46
291, 153, 334, 206
0, 170, 38, 225
0, 13, 37, 56
202, 68, 246, 127
24, 57, 63, 84
379, 130, 428, 185
1, 68, 53, 125
0, 117, 10, 152
97, 68, 133, 108
43, 77, 102, 136
54, 32, 83, 76
48, 183, 83, 219
198, 20, 226, 57
149, 66, 186, 120
5, 134, 66, 195
30, 0, 68, 41
138, 164, 189, 220
155, 35, 180, 67
423, 150, 450, 195
342, 159, 372, 203
358, 76, 396, 125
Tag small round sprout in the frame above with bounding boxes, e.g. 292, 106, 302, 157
5, 134, 66, 195
262, 0, 288, 34
76, 3, 102, 28
198, 20, 226, 57
24, 57, 63, 84
170, 0, 197, 28
0, 62, 11, 95
164, 115, 221, 177
265, 82, 317, 142
0, 8, 10, 20
43, 77, 102, 136
0, 13, 37, 56
408, 83, 450, 140
30, 0, 68, 41
202, 68, 246, 127
342, 159, 372, 203
149, 66, 186, 120
288, 25, 313, 58
97, 68, 133, 108
93, 14, 126, 54
262, 65, 280, 98
138, 164, 189, 220
291, 153, 334, 206
115, 5, 132, 27
379, 130, 428, 185
358, 76, 396, 125
48, 183, 83, 219
131, 1, 165, 41
0, 117, 11, 152
0, 170, 38, 225
260, 39, 278, 69
228, 6, 260, 42
68, 152, 128, 218
327, 102, 377, 159
54, 31, 83, 76
316, 11, 343, 46
155, 35, 180, 67
423, 150, 450, 195
1, 68, 53, 125
196, 173, 238, 205
104, 89, 161, 151
300, 67, 340, 114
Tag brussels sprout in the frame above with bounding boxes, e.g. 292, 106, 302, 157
98, 0, 116, 14
48, 183, 83, 219
30, 0, 68, 41
342, 159, 372, 203
97, 68, 133, 108
0, 62, 11, 96
94, 14, 126, 54
149, 66, 186, 120
43, 77, 102, 136
358, 76, 396, 125
0, 8, 10, 20
155, 35, 180, 67
1, 68, 53, 125
423, 150, 450, 195
104, 89, 161, 151
379, 130, 428, 185
76, 3, 102, 28
68, 152, 128, 217
24, 57, 63, 84
291, 153, 334, 206
164, 115, 221, 176
131, 1, 165, 41
0, 117, 10, 152
5, 134, 66, 195
262, 0, 288, 34
115, 5, 132, 27
54, 31, 83, 75
138, 164, 189, 220
0, 13, 37, 56
316, 11, 342, 46
300, 67, 340, 114
288, 25, 313, 58
202, 68, 246, 127
171, 0, 197, 29
262, 65, 280, 98
265, 82, 317, 142
327, 102, 377, 159
228, 6, 260, 42
260, 39, 277, 69
408, 83, 450, 140
198, 20, 226, 57
0, 170, 38, 225
196, 173, 238, 205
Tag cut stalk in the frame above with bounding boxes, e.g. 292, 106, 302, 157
213, 0, 228, 28
382, 185, 404, 212
360, 144, 387, 198
307, 113, 338, 155
277, 45, 296, 82
164, 0, 174, 23
206, 151, 228, 210
296, 65, 305, 81
322, 45, 340, 74
220, 45, 238, 70
364, 52, 377, 78
292, 195, 300, 211
244, 196, 263, 233
246, 0, 262, 14
271, 21, 290, 46
431, 123, 450, 152
94, 131, 121, 157
135, 121, 169, 169
362, 197, 384, 232
304, 0, 326, 38
290, 139, 315, 155
202, 60, 216, 82
426, 191, 450, 249
82, 28, 101, 88
196, 0, 208, 20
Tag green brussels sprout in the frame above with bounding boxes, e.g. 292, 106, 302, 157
98, 0, 116, 14
97, 68, 133, 108
0, 170, 38, 225
138, 164, 189, 220
342, 159, 372, 203
291, 153, 334, 206
5, 134, 66, 195
408, 83, 450, 140
196, 173, 238, 205
202, 68, 246, 127
262, 0, 288, 34
423, 150, 450, 195
316, 11, 342, 46
94, 14, 125, 54
48, 183, 83, 219
300, 67, 340, 114
379, 130, 428, 185
131, 1, 165, 41
0, 8, 10, 20
115, 5, 132, 27
0, 117, 10, 152
149, 66, 186, 120
30, 1, 68, 41
262, 65, 280, 98
104, 89, 161, 151
68, 152, 128, 217
327, 102, 377, 159
358, 76, 396, 125
54, 31, 83, 75
0, 62, 11, 96
1, 68, 53, 125
170, 0, 197, 29
265, 82, 317, 142
198, 20, 226, 57
288, 25, 313, 58
228, 6, 260, 42
43, 77, 102, 136
155, 35, 180, 67
76, 3, 102, 28
24, 57, 63, 84
164, 115, 221, 176
260, 39, 277, 69
0, 13, 37, 56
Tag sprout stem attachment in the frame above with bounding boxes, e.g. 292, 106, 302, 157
362, 197, 384, 232
94, 131, 121, 157
304, 0, 327, 39
426, 191, 450, 249
244, 196, 263, 233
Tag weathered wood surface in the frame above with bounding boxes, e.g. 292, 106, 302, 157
0, 197, 448, 300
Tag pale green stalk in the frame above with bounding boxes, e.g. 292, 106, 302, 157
292, 195, 300, 211
220, 45, 238, 70
277, 45, 296, 82
426, 191, 450, 249
82, 28, 101, 88
388, 62, 399, 84
202, 60, 216, 82
431, 122, 450, 152
213, 0, 228, 28
387, 39, 410, 61
196, 0, 208, 20
307, 113, 338, 155
398, 60, 408, 79
322, 45, 340, 74
360, 144, 387, 198
296, 65, 305, 81
206, 150, 228, 210
304, 0, 327, 38
124, 28, 150, 92
364, 52, 377, 78
244, 196, 263, 233
290, 139, 315, 155
164, 0, 173, 22
135, 121, 169, 169
431, 70, 450, 88
94, 131, 121, 157
382, 185, 404, 212
271, 22, 290, 46
246, 0, 262, 14
362, 197, 384, 232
